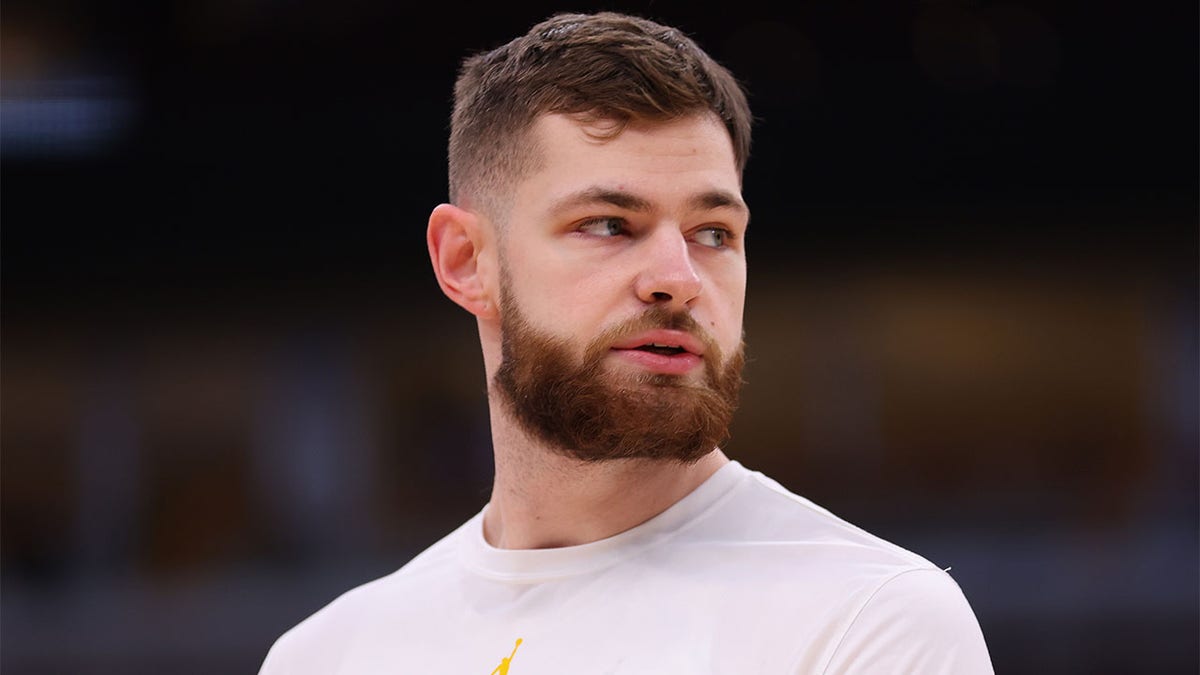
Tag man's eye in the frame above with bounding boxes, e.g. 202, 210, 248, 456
693, 227, 731, 248
577, 217, 626, 237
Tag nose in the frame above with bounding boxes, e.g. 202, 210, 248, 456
634, 228, 702, 309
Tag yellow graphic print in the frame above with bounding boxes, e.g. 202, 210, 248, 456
489, 638, 523, 675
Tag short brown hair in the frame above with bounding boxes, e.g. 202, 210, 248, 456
448, 12, 753, 217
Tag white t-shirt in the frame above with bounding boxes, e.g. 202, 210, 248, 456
259, 461, 993, 674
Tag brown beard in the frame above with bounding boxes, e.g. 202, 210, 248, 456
492, 284, 745, 464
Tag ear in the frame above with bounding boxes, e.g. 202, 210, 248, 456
427, 203, 499, 320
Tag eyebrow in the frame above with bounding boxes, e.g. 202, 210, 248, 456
549, 186, 749, 217
688, 190, 748, 215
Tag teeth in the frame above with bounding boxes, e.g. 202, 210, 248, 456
649, 343, 681, 348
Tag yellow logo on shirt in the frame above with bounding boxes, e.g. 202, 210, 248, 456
489, 638, 523, 675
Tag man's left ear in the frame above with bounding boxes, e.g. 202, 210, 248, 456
426, 203, 499, 320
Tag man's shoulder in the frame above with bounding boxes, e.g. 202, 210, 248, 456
675, 464, 993, 671
257, 516, 475, 674
659, 462, 953, 613
698, 464, 942, 571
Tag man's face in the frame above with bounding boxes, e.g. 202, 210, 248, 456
491, 113, 750, 463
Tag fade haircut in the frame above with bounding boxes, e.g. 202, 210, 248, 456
448, 11, 753, 219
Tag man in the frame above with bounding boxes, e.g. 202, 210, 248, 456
259, 11, 993, 673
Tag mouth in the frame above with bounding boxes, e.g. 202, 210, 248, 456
609, 329, 706, 375
610, 329, 704, 356
634, 343, 688, 356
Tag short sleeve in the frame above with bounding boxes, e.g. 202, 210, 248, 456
821, 568, 994, 675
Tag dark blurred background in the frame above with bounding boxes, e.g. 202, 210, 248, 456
2, 1, 1196, 673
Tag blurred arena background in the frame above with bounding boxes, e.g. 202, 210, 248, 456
2, 1, 1196, 673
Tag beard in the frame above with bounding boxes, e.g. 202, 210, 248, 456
492, 284, 745, 465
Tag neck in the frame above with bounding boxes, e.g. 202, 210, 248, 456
482, 402, 729, 550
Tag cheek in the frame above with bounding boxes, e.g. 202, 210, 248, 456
509, 261, 612, 329
706, 264, 746, 312
716, 307, 745, 347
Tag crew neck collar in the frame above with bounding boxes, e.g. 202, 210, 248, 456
458, 460, 749, 583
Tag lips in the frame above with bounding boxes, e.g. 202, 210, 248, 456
609, 329, 705, 357
609, 329, 706, 375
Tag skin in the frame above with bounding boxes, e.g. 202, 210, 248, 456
427, 112, 750, 549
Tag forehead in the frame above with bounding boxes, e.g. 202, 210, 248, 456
513, 113, 742, 216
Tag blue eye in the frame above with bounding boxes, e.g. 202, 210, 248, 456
578, 217, 625, 237
693, 227, 731, 248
